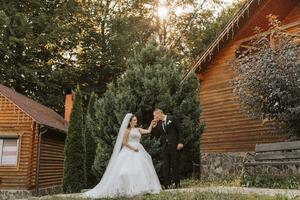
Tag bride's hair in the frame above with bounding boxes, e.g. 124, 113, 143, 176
127, 114, 137, 128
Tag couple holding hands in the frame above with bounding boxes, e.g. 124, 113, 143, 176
82, 109, 183, 198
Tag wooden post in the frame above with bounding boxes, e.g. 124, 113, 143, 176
35, 125, 47, 196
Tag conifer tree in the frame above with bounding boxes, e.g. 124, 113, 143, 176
63, 87, 86, 193
83, 92, 98, 187
92, 41, 203, 180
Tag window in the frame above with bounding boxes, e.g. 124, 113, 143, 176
0, 137, 19, 166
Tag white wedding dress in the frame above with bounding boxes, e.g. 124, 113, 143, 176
82, 114, 161, 198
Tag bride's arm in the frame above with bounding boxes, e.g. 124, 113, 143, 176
122, 129, 138, 152
137, 121, 154, 134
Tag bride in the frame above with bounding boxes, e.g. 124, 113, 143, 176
82, 113, 161, 198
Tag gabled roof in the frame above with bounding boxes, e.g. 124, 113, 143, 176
0, 84, 68, 132
182, 0, 299, 82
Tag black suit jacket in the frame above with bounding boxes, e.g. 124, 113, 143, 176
151, 116, 183, 148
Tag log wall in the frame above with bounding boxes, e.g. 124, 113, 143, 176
0, 93, 66, 190
38, 131, 65, 188
199, 2, 300, 153
0, 93, 34, 189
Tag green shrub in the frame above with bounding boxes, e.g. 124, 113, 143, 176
231, 15, 300, 138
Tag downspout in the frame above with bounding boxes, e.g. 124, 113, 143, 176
35, 124, 47, 196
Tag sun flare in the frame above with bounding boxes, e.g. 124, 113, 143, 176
157, 6, 168, 20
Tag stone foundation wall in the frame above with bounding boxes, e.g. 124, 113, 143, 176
0, 185, 62, 200
0, 189, 32, 200
34, 185, 63, 196
244, 162, 300, 176
200, 152, 247, 180
200, 152, 300, 180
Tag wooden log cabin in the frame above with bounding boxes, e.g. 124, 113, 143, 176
186, 0, 300, 179
0, 84, 69, 199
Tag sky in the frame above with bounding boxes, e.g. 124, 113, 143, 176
157, 0, 238, 19
202, 0, 237, 17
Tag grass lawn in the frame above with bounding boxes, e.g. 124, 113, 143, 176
180, 178, 241, 188
36, 191, 299, 200
30, 179, 300, 200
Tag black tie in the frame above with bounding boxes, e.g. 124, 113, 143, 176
162, 120, 166, 131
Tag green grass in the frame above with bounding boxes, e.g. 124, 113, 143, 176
182, 176, 300, 190
241, 175, 300, 190
29, 179, 300, 200
34, 191, 300, 200
180, 178, 241, 188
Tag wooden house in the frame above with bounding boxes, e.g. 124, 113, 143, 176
186, 0, 300, 179
0, 84, 70, 199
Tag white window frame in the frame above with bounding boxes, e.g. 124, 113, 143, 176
0, 136, 19, 166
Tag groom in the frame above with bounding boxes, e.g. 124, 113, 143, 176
151, 108, 184, 189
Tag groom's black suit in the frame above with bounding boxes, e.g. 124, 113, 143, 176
151, 115, 182, 188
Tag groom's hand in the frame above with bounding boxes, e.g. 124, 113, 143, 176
152, 120, 158, 128
177, 143, 184, 150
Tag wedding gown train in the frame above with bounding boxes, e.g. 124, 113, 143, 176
82, 128, 161, 198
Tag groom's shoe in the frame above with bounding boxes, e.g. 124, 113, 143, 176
175, 183, 181, 189
163, 185, 170, 190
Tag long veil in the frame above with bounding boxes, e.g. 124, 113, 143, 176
83, 113, 133, 197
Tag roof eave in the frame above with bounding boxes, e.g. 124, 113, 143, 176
181, 0, 259, 84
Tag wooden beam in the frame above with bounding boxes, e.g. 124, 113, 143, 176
245, 161, 300, 166
239, 44, 259, 50
255, 141, 300, 152
255, 152, 300, 161
236, 20, 300, 44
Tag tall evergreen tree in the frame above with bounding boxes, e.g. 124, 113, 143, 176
83, 92, 98, 187
63, 87, 86, 193
0, 0, 84, 112
76, 0, 157, 95
0, 0, 240, 114
0, 0, 156, 112
179, 0, 244, 69
91, 41, 203, 181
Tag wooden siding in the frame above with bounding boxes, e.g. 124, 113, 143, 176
0, 92, 66, 190
283, 1, 300, 24
234, 0, 299, 41
0, 93, 34, 189
199, 2, 300, 153
38, 131, 65, 188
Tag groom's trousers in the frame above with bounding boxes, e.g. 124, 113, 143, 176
162, 143, 180, 187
